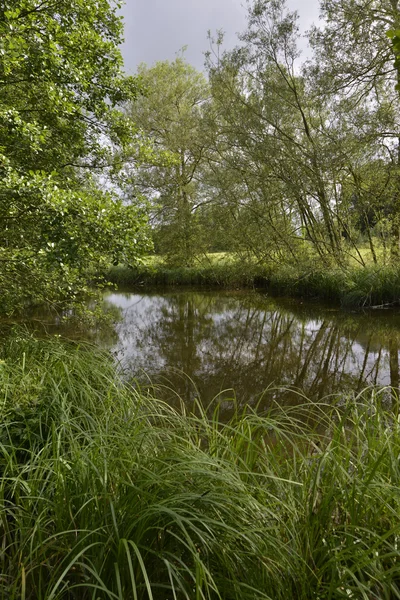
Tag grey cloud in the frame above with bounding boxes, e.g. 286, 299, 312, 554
119, 0, 321, 74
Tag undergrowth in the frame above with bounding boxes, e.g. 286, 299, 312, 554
1, 332, 400, 598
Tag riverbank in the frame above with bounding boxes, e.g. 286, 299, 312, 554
2, 333, 400, 599
106, 259, 400, 308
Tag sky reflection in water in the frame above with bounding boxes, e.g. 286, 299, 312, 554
104, 290, 400, 416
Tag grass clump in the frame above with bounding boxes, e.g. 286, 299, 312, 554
1, 334, 400, 598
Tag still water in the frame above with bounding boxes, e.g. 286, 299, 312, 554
98, 289, 400, 415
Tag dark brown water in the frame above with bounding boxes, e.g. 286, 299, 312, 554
98, 289, 400, 416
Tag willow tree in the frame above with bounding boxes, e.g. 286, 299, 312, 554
203, 57, 302, 263
309, 0, 400, 259
205, 0, 357, 267
125, 58, 212, 265
205, 0, 400, 267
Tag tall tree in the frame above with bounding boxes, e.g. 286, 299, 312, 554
205, 0, 400, 267
310, 0, 400, 96
309, 0, 400, 257
0, 0, 151, 313
206, 1, 351, 265
125, 57, 211, 265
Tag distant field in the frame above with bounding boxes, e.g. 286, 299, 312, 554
142, 252, 236, 268
143, 241, 388, 270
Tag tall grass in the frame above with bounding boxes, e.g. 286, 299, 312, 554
106, 260, 400, 308
1, 333, 400, 598
105, 261, 265, 289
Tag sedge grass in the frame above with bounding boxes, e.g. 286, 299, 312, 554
1, 334, 400, 598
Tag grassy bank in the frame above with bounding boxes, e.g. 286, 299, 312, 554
1, 333, 400, 598
106, 259, 400, 307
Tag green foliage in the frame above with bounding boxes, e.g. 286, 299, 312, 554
1, 337, 400, 598
200, 0, 400, 269
0, 0, 152, 313
125, 57, 212, 266
387, 28, 400, 89
113, 1, 400, 274
106, 258, 268, 288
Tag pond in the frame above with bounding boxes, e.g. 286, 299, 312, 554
98, 289, 400, 416
19, 289, 400, 416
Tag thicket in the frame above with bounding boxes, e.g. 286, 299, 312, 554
0, 0, 151, 314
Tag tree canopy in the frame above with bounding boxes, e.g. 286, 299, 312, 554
122, 1, 400, 270
0, 0, 151, 313
3, 0, 400, 309
125, 57, 211, 265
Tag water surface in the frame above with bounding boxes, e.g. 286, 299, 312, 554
101, 290, 400, 415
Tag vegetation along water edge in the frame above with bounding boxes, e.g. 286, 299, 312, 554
105, 258, 400, 308
2, 0, 400, 598
1, 332, 400, 599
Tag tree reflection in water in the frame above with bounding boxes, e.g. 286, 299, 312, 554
106, 290, 400, 418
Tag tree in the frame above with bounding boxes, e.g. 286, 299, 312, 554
205, 52, 307, 264
204, 0, 400, 268
206, 1, 354, 266
0, 0, 152, 313
309, 0, 400, 97
309, 0, 400, 257
125, 57, 211, 265
388, 27, 400, 89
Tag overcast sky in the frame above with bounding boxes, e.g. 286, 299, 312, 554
119, 0, 321, 74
